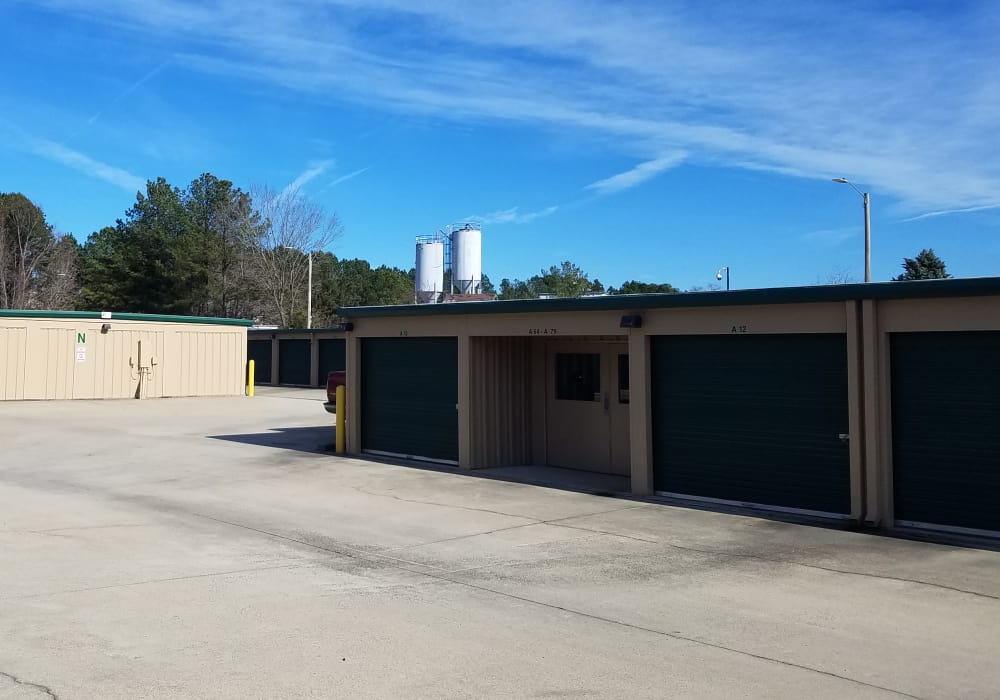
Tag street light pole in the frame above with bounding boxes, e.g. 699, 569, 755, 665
863, 192, 871, 284
306, 250, 312, 328
833, 178, 872, 283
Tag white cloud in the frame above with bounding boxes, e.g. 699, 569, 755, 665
903, 203, 1000, 222
471, 206, 558, 225
328, 166, 370, 187
28, 0, 1000, 213
585, 154, 686, 195
86, 59, 171, 127
280, 159, 334, 198
30, 138, 145, 192
800, 226, 857, 245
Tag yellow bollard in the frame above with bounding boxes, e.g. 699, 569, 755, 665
247, 359, 255, 397
335, 384, 346, 454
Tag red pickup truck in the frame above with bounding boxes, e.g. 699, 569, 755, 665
324, 370, 346, 414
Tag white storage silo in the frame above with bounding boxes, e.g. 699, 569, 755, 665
415, 239, 445, 303
451, 223, 482, 294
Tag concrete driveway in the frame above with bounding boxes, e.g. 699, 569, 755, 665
1, 387, 998, 699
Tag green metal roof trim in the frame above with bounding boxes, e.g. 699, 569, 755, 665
338, 277, 1000, 319
248, 327, 347, 334
0, 310, 253, 326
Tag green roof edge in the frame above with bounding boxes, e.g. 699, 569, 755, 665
338, 277, 1000, 319
0, 309, 253, 327
248, 327, 347, 334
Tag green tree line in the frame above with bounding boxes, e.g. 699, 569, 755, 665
496, 261, 680, 300
3, 174, 417, 327
3, 174, 954, 325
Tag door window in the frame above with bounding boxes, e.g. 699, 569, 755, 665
555, 353, 601, 401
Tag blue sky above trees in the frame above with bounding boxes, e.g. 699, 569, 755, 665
2, 0, 998, 290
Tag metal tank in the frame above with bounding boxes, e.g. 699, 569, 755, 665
450, 223, 482, 294
414, 239, 445, 303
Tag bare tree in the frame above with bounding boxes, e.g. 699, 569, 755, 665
0, 193, 57, 309
818, 267, 857, 285
30, 235, 80, 309
241, 185, 342, 327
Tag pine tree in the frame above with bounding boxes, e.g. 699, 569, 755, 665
893, 248, 950, 281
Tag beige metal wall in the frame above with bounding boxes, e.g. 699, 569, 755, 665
0, 326, 28, 400
339, 288, 1000, 531
344, 301, 861, 513
0, 317, 248, 401
468, 336, 535, 468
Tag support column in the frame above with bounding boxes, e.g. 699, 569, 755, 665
346, 333, 361, 454
861, 299, 885, 526
270, 336, 280, 385
628, 330, 654, 496
309, 333, 319, 387
845, 301, 865, 521
457, 334, 472, 469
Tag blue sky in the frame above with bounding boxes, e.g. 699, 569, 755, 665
2, 0, 999, 290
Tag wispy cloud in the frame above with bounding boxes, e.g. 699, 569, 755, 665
800, 226, 857, 245
470, 206, 558, 225
328, 166, 369, 187
280, 159, 334, 198
31, 137, 145, 192
86, 59, 171, 127
585, 153, 686, 195
902, 203, 1000, 222
31, 1, 1000, 213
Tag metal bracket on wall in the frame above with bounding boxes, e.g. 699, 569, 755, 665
130, 339, 156, 399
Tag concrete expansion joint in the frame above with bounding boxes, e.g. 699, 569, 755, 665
0, 670, 59, 699
348, 484, 539, 521
382, 504, 650, 553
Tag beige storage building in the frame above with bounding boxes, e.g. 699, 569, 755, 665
1, 310, 251, 401
338, 277, 1000, 538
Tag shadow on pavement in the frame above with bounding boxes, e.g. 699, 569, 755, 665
205, 426, 1000, 549
209, 425, 335, 454
207, 425, 630, 497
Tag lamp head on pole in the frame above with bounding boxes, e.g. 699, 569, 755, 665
832, 177, 865, 197
715, 266, 730, 290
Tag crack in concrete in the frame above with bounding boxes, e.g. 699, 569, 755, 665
349, 485, 544, 521
1, 563, 306, 602
549, 521, 1000, 602
190, 511, 926, 699
0, 669, 58, 699
379, 504, 646, 553
37, 523, 152, 533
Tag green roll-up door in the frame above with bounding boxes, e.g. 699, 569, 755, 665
652, 334, 850, 515
278, 339, 311, 385
247, 339, 272, 385
361, 337, 458, 463
891, 332, 1000, 532
318, 338, 346, 379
